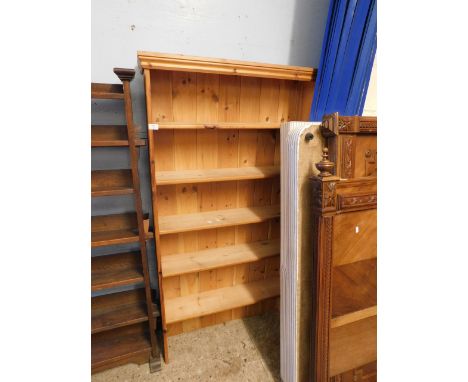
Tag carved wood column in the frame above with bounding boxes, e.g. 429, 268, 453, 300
310, 148, 340, 382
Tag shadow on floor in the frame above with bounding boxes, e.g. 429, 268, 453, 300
242, 312, 281, 381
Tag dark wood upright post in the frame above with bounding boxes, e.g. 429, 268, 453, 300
310, 148, 339, 382
114, 68, 160, 371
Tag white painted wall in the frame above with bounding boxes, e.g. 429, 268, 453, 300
92, 0, 330, 82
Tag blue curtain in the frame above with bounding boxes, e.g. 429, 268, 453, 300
310, 0, 377, 121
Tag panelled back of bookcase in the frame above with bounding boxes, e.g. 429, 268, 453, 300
139, 52, 316, 362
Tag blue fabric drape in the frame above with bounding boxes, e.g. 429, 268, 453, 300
310, 0, 377, 121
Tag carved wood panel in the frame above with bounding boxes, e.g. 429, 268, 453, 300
333, 209, 377, 266
355, 135, 377, 177
340, 136, 356, 179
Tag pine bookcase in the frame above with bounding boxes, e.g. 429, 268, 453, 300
138, 51, 317, 362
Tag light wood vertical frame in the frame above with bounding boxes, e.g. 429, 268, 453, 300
143, 68, 169, 362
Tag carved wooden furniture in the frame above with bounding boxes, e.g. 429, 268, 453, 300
310, 113, 377, 381
138, 51, 317, 362
91, 69, 160, 373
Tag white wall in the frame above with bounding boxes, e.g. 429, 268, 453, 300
92, 0, 330, 82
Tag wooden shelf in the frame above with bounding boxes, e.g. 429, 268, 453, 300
91, 213, 153, 247
92, 289, 160, 334
92, 170, 134, 197
92, 83, 124, 100
92, 324, 151, 373
91, 125, 146, 147
92, 252, 143, 291
165, 276, 279, 324
153, 122, 281, 130
331, 305, 377, 329
159, 205, 280, 235
92, 301, 148, 334
162, 239, 280, 277
156, 166, 280, 185
91, 230, 152, 247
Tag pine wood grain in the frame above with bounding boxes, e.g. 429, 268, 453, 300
155, 166, 280, 185
138, 51, 315, 81
141, 56, 316, 344
165, 276, 280, 324
162, 239, 279, 277
159, 205, 280, 235
154, 122, 281, 129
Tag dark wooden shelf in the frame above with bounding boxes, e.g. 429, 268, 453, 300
92, 290, 161, 334
92, 170, 134, 197
93, 302, 148, 334
91, 213, 153, 247
91, 324, 151, 373
91, 125, 146, 147
91, 289, 160, 334
92, 83, 124, 100
92, 252, 143, 291
91, 229, 153, 247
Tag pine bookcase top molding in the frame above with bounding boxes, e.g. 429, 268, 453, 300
138, 51, 316, 81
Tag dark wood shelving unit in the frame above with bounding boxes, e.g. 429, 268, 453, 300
91, 68, 161, 374
92, 289, 160, 334
92, 325, 151, 374
91, 213, 153, 247
91, 83, 125, 99
91, 252, 144, 291
91, 125, 146, 147
92, 170, 134, 197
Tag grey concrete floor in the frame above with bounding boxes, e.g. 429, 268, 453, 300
92, 312, 280, 382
